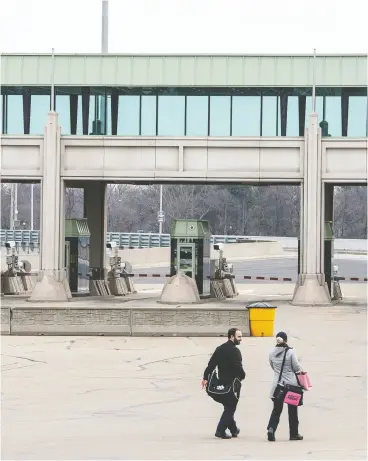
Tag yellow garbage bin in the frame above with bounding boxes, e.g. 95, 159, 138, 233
247, 302, 277, 337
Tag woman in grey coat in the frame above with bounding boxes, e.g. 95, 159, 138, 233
267, 331, 303, 442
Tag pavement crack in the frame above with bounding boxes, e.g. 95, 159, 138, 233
186, 337, 198, 346
137, 353, 206, 371
4, 354, 47, 364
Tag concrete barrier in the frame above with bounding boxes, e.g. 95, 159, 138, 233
119, 247, 170, 267
130, 307, 250, 336
10, 307, 131, 335
3, 305, 250, 337
121, 242, 284, 267
1, 307, 11, 335
214, 241, 283, 260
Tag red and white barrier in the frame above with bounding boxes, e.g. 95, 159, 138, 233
336, 276, 368, 282
129, 274, 367, 282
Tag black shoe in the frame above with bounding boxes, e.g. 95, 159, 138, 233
290, 434, 303, 441
267, 428, 276, 442
231, 428, 240, 438
215, 431, 232, 439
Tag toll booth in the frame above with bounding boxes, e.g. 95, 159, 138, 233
65, 218, 90, 295
324, 221, 334, 295
170, 219, 211, 297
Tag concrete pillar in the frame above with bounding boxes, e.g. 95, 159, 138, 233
84, 182, 107, 289
292, 113, 331, 305
29, 112, 70, 302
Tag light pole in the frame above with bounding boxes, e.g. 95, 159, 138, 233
158, 185, 164, 234
14, 184, 18, 229
10, 183, 19, 230
102, 0, 109, 53
31, 183, 34, 230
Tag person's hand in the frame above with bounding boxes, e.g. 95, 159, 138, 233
201, 379, 208, 389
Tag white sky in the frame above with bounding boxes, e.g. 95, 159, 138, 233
1, 0, 367, 54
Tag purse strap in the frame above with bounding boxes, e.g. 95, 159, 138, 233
277, 347, 290, 384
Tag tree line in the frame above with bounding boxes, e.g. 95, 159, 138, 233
1, 183, 366, 239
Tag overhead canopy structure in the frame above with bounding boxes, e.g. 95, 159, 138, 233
1, 53, 367, 87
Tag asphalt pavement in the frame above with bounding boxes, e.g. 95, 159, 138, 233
2, 301, 366, 460
133, 255, 367, 284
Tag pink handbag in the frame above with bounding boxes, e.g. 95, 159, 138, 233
297, 372, 312, 391
284, 391, 302, 406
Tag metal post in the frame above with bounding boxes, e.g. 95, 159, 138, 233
312, 48, 316, 113
14, 183, 18, 229
51, 48, 55, 112
31, 183, 34, 230
10, 183, 14, 230
102, 0, 109, 53
159, 184, 163, 234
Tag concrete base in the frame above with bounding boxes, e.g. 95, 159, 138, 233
1, 307, 11, 334
1, 302, 250, 337
160, 273, 200, 304
28, 271, 71, 303
291, 274, 332, 306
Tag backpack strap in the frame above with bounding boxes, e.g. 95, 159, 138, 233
277, 347, 290, 384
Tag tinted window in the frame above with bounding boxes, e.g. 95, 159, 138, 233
141, 96, 156, 136
6, 95, 23, 134
348, 96, 367, 137
186, 96, 208, 136
30, 95, 50, 135
262, 96, 280, 136
210, 96, 230, 136
158, 96, 185, 136
232, 96, 261, 136
56, 95, 71, 134
117, 95, 140, 135
286, 96, 299, 136
325, 96, 341, 136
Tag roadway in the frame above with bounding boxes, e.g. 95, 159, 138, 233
2, 302, 366, 459
133, 254, 367, 284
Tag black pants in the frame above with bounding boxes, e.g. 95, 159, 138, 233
267, 398, 299, 437
216, 393, 238, 434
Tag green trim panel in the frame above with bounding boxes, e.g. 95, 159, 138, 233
65, 219, 90, 238
1, 54, 367, 87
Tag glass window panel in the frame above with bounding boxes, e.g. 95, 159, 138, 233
117, 95, 140, 135
210, 96, 230, 136
30, 94, 50, 134
77, 95, 83, 135
325, 96, 341, 136
262, 96, 279, 136
158, 95, 185, 136
348, 96, 367, 137
305, 96, 324, 126
88, 95, 106, 135
106, 95, 112, 135
286, 96, 299, 136
56, 95, 71, 134
186, 96, 208, 136
141, 96, 156, 136
0, 96, 3, 134
7, 95, 23, 134
232, 96, 261, 136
